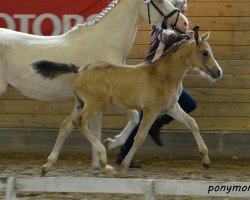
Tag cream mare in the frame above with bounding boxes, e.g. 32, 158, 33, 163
33, 29, 222, 174
0, 0, 188, 168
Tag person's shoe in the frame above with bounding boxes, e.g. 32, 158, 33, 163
148, 128, 163, 146
116, 154, 141, 168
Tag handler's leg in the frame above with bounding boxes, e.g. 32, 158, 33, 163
166, 103, 210, 168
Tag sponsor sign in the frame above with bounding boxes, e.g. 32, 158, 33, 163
0, 0, 110, 35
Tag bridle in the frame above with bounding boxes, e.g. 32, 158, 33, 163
144, 0, 185, 34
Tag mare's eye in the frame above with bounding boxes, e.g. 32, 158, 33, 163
202, 51, 209, 57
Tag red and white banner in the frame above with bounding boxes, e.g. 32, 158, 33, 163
0, 0, 110, 35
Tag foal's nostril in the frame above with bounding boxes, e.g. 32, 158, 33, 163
184, 21, 187, 27
218, 70, 221, 77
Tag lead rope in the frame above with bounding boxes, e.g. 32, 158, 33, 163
147, 3, 151, 24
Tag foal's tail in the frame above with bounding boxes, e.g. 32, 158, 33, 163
32, 60, 79, 80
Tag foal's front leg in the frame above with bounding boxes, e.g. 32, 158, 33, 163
166, 103, 210, 168
121, 108, 158, 172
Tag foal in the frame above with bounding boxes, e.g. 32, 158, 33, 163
33, 30, 222, 174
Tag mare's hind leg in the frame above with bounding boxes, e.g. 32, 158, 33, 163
166, 103, 210, 168
41, 96, 83, 176
104, 109, 139, 150
121, 108, 158, 172
73, 100, 114, 174
0, 67, 8, 96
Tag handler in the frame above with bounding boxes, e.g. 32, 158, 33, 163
116, 0, 197, 168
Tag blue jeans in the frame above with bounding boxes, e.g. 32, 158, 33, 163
120, 88, 197, 155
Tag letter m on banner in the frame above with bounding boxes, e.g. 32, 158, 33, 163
0, 0, 110, 35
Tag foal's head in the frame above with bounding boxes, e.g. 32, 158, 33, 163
190, 30, 222, 81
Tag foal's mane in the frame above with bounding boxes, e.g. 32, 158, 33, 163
68, 0, 120, 32
161, 38, 190, 59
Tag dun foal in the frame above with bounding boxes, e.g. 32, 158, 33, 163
33, 29, 222, 174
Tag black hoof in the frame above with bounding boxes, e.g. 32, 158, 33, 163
41, 166, 47, 176
41, 170, 46, 176
202, 163, 210, 170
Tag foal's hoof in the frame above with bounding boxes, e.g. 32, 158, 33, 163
41, 165, 48, 176
120, 162, 129, 175
120, 167, 128, 176
103, 164, 116, 176
202, 163, 210, 170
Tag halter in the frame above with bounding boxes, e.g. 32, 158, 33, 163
145, 0, 184, 33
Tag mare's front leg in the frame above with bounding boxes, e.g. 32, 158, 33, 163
166, 103, 210, 169
104, 109, 139, 150
88, 113, 102, 168
121, 108, 158, 172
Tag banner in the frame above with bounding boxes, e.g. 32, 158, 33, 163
0, 0, 110, 35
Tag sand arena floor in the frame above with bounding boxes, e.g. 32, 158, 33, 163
1, 153, 250, 200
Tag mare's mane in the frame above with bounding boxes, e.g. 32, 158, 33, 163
67, 0, 120, 33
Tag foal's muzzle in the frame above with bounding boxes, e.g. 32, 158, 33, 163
211, 68, 222, 79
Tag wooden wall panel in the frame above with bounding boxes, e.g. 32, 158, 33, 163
0, 0, 249, 132
134, 31, 250, 45
128, 45, 250, 59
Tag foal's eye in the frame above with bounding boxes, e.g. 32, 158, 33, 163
202, 51, 209, 57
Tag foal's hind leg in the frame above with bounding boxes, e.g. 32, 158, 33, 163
41, 97, 83, 176
104, 109, 139, 150
73, 100, 114, 174
166, 103, 210, 169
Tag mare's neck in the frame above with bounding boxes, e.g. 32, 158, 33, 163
71, 0, 141, 64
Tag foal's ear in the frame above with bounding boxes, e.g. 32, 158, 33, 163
201, 31, 211, 41
194, 31, 201, 45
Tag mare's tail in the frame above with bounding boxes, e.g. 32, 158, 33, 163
32, 60, 79, 80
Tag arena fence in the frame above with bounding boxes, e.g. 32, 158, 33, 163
1, 177, 250, 199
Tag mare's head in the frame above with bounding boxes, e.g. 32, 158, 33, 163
190, 28, 222, 81
139, 0, 188, 33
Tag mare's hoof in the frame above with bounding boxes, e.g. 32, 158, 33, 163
202, 163, 210, 170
